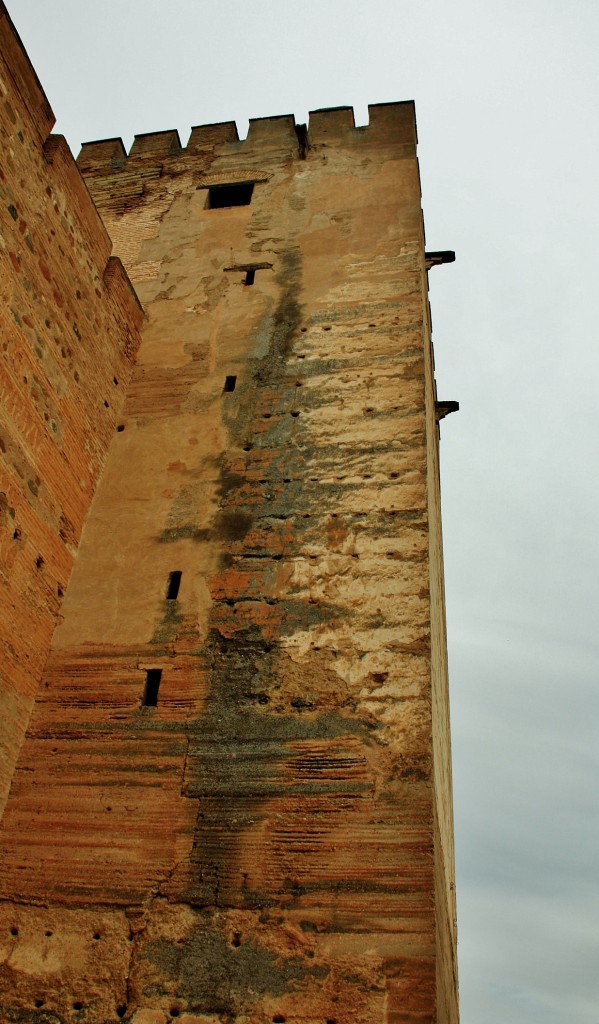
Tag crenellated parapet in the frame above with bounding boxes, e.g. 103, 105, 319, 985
76, 101, 417, 182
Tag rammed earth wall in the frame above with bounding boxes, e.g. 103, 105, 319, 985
0, 7, 458, 1022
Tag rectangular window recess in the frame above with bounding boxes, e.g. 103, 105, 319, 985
143, 669, 162, 707
223, 375, 237, 393
208, 182, 254, 208
166, 570, 182, 600
244, 269, 255, 286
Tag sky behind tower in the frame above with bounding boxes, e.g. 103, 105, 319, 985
8, 2, 599, 1022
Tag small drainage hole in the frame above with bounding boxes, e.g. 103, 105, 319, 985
142, 669, 162, 707
166, 570, 182, 600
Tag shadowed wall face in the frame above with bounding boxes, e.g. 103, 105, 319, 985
0, 94, 458, 1024
0, 6, 142, 816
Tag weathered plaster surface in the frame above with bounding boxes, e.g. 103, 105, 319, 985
0, 14, 458, 1019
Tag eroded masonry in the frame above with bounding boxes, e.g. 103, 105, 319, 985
0, 4, 459, 1022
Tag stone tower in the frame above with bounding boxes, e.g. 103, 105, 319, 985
0, 5, 459, 1022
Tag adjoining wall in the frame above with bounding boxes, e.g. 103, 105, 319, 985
0, 96, 458, 1023
0, 3, 143, 815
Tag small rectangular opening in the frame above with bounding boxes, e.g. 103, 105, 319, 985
208, 182, 254, 208
166, 570, 182, 600
244, 269, 255, 286
223, 375, 237, 393
143, 669, 162, 707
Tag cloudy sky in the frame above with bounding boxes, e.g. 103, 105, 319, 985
11, 1, 599, 1021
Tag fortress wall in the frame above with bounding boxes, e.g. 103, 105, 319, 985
0, 97, 458, 1023
0, 3, 143, 815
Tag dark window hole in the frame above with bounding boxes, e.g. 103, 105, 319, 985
243, 444, 253, 452
93, 932, 101, 940
13, 528, 21, 540
170, 1010, 181, 1019
103, 400, 109, 408
327, 1019, 337, 1023
116, 1006, 127, 1019
10, 927, 18, 936
35, 555, 44, 569
113, 377, 119, 385
263, 412, 272, 419
143, 669, 162, 707
224, 375, 237, 393
35, 1000, 45, 1008
295, 381, 303, 386
166, 570, 182, 601
116, 424, 125, 432
273, 1017, 286, 1023
57, 586, 64, 598
244, 269, 255, 286
208, 182, 254, 208
44, 930, 53, 937
300, 327, 307, 332
73, 1004, 84, 1012
297, 354, 305, 359
290, 410, 300, 417
322, 325, 332, 331
232, 931, 242, 947
283, 478, 291, 483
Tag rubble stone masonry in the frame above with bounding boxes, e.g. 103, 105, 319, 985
0, 6, 459, 1023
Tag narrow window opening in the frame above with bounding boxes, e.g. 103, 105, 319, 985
143, 669, 162, 707
244, 269, 255, 286
208, 182, 254, 209
223, 375, 237, 393
166, 571, 182, 600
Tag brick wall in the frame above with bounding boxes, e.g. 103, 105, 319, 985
0, 4, 143, 814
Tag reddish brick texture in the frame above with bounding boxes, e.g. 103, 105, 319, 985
0, 10, 458, 1024
0, 4, 143, 813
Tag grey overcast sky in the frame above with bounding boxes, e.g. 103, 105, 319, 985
9, 1, 599, 1021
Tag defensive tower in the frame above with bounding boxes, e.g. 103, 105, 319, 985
0, 5, 459, 1022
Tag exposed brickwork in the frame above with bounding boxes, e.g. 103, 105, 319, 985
0, 4, 143, 813
0, 10, 458, 1024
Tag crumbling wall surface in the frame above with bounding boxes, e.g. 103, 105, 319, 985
0, 99, 458, 1022
0, 3, 143, 815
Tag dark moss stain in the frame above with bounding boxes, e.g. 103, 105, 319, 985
150, 597, 185, 644
142, 915, 328, 1015
179, 624, 372, 909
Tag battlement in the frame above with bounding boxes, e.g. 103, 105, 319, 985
77, 101, 417, 177
0, 1, 53, 141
